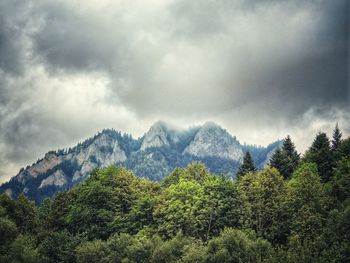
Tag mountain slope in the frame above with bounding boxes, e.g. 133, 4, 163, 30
0, 122, 280, 204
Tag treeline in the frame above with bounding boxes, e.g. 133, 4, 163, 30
0, 126, 349, 262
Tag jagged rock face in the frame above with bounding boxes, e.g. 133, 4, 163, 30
184, 122, 244, 161
27, 152, 65, 178
0, 121, 279, 205
77, 133, 127, 169
39, 170, 67, 188
141, 122, 171, 151
14, 152, 67, 186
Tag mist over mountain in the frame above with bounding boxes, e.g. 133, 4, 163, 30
0, 121, 280, 204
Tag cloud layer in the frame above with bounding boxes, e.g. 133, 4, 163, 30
0, 0, 349, 182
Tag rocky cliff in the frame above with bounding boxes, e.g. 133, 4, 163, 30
0, 122, 280, 204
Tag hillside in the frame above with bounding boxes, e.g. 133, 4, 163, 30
0, 121, 280, 204
0, 128, 349, 262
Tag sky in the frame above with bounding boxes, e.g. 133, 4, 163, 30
0, 0, 349, 183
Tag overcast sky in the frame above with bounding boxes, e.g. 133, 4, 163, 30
0, 0, 349, 183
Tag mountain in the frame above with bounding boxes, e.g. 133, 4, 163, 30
184, 122, 244, 161
0, 122, 281, 204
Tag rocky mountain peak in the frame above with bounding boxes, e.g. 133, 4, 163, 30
141, 121, 171, 151
184, 122, 244, 161
1, 121, 279, 205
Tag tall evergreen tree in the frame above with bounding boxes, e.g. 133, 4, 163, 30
304, 132, 333, 182
236, 151, 257, 178
270, 136, 300, 179
331, 123, 342, 150
269, 148, 284, 172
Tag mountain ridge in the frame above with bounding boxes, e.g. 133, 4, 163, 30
0, 121, 281, 204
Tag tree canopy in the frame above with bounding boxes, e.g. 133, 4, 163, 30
0, 127, 350, 262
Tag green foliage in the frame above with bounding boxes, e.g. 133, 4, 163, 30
270, 136, 300, 179
156, 163, 244, 240
39, 230, 84, 263
332, 123, 343, 150
206, 228, 273, 263
0, 217, 18, 253
8, 234, 46, 263
286, 163, 327, 241
236, 151, 257, 178
76, 239, 111, 263
303, 132, 333, 182
0, 129, 350, 263
339, 137, 350, 157
238, 167, 286, 240
329, 158, 350, 203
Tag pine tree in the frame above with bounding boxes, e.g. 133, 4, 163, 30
269, 148, 284, 172
331, 123, 342, 150
304, 132, 333, 182
269, 136, 300, 179
236, 151, 257, 178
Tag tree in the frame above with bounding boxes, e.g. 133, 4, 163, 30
0, 217, 18, 253
238, 167, 286, 239
331, 123, 342, 150
206, 228, 273, 263
236, 151, 257, 178
154, 178, 206, 238
270, 136, 300, 179
339, 137, 350, 158
13, 194, 38, 234
285, 163, 327, 241
8, 234, 45, 263
329, 158, 350, 204
39, 230, 84, 263
76, 239, 111, 263
303, 132, 333, 182
269, 148, 284, 173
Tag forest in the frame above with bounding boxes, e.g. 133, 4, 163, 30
0, 125, 349, 263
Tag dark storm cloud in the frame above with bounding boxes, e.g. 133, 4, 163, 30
165, 0, 349, 116
0, 0, 31, 74
31, 1, 128, 73
0, 0, 349, 182
29, 0, 349, 117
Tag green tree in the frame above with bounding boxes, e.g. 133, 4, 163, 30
286, 163, 327, 241
270, 136, 300, 179
39, 230, 84, 263
236, 151, 257, 178
331, 123, 343, 150
329, 158, 350, 204
0, 217, 18, 254
76, 239, 111, 263
179, 241, 207, 263
269, 148, 284, 174
303, 132, 333, 182
238, 167, 286, 240
123, 195, 156, 234
206, 228, 273, 263
8, 194, 38, 234
151, 232, 193, 263
318, 204, 350, 263
339, 137, 350, 158
8, 234, 45, 263
154, 178, 206, 238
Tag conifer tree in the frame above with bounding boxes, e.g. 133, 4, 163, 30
236, 151, 257, 178
331, 123, 342, 150
269, 148, 284, 171
304, 132, 333, 182
269, 136, 300, 179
